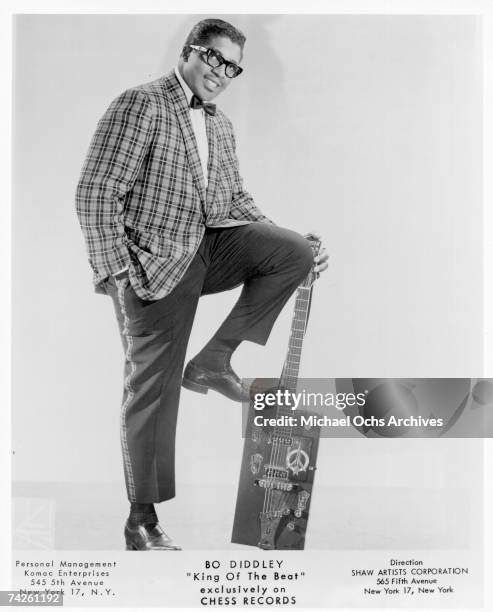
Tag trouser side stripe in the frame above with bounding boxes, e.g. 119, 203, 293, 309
116, 278, 137, 502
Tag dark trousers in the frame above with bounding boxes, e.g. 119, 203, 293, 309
105, 223, 313, 502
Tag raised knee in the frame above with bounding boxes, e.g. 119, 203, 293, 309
286, 233, 314, 277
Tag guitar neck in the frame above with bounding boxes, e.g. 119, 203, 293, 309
278, 282, 313, 397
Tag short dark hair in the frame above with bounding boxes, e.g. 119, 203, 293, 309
181, 19, 246, 60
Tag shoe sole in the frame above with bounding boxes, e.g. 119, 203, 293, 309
125, 542, 181, 551
183, 375, 250, 402
182, 377, 209, 394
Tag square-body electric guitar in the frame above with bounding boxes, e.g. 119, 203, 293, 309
231, 238, 321, 550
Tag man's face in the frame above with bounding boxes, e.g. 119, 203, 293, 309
179, 35, 243, 101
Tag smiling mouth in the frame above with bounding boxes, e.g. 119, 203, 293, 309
204, 76, 221, 89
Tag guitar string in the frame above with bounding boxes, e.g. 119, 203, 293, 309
278, 284, 312, 521
266, 439, 287, 517
266, 291, 306, 517
264, 280, 314, 518
260, 244, 317, 528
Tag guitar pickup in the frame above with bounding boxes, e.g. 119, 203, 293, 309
269, 434, 294, 446
264, 465, 289, 478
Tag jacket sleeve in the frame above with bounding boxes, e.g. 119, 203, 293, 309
75, 88, 155, 280
227, 123, 275, 225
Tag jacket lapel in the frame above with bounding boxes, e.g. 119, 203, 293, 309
205, 114, 220, 207
163, 72, 207, 205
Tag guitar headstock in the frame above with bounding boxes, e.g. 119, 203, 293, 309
305, 236, 321, 287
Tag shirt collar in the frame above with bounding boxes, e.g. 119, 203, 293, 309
174, 66, 195, 106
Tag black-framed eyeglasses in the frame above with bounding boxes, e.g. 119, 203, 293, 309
188, 45, 243, 79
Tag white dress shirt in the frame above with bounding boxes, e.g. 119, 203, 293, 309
174, 67, 209, 188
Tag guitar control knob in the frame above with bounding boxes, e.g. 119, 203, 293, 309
287, 522, 295, 531
294, 510, 302, 518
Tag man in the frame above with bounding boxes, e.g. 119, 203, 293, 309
76, 18, 328, 551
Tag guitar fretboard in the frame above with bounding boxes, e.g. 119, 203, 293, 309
276, 281, 313, 421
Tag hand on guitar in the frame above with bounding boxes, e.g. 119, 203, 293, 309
304, 231, 329, 276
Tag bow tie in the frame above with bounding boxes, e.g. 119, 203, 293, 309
190, 95, 216, 116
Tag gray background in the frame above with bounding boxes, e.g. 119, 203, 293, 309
12, 15, 483, 551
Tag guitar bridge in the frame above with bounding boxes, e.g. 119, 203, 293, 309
254, 478, 297, 492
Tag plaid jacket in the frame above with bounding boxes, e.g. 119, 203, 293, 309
76, 71, 271, 300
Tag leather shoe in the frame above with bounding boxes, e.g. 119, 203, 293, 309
182, 360, 250, 402
124, 520, 181, 551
